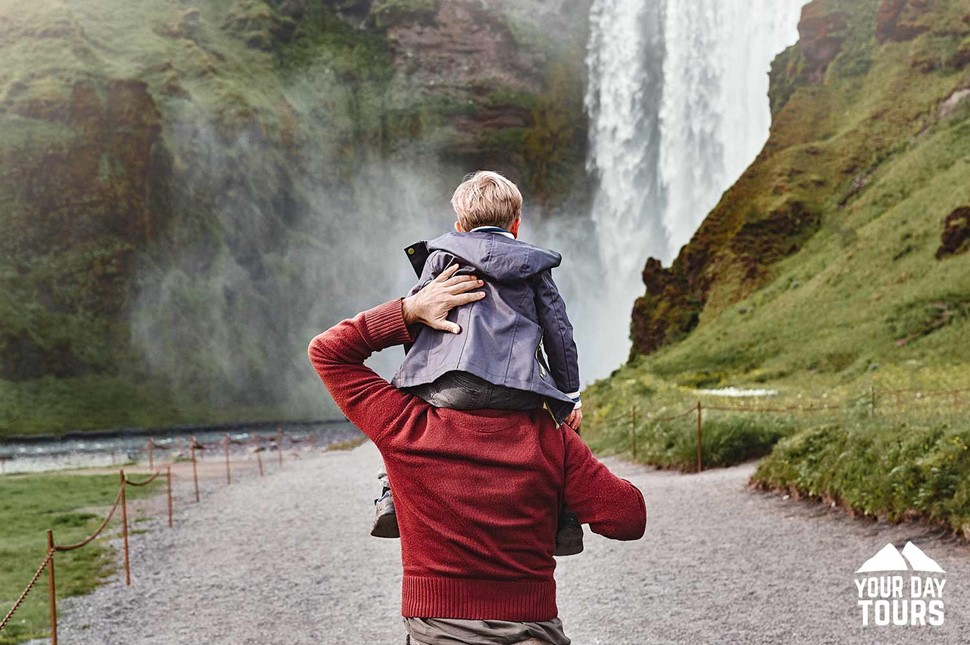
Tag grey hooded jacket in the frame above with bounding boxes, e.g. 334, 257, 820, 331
391, 230, 580, 425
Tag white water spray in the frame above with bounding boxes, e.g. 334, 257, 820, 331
584, 0, 806, 373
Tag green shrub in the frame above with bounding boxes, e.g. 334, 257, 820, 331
754, 419, 970, 536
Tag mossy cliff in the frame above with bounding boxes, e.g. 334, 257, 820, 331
627, 0, 970, 385
0, 0, 591, 435
584, 0, 970, 535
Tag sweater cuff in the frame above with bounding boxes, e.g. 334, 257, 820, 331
361, 300, 414, 351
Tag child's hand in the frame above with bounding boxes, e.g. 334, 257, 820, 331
565, 408, 583, 432
402, 263, 484, 334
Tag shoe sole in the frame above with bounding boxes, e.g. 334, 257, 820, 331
371, 511, 400, 539
555, 539, 584, 556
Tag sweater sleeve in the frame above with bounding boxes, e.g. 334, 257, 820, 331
562, 428, 646, 540
534, 270, 581, 400
307, 300, 417, 446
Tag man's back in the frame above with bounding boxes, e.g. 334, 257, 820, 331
309, 298, 646, 622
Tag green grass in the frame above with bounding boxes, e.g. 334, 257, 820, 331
754, 410, 970, 538
0, 375, 282, 437
0, 472, 161, 644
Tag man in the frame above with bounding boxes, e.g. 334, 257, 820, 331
308, 264, 646, 644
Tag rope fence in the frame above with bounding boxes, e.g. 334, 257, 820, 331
0, 426, 323, 643
595, 386, 970, 475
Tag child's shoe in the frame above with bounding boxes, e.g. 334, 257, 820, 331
555, 508, 584, 556
370, 488, 400, 538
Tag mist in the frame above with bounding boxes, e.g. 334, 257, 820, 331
129, 0, 806, 421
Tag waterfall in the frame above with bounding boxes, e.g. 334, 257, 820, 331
583, 0, 806, 374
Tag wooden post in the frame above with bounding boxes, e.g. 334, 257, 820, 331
166, 464, 173, 528
254, 435, 264, 477
277, 426, 283, 469
147, 438, 154, 470
47, 529, 57, 645
191, 436, 200, 503
177, 436, 184, 455
120, 470, 131, 586
223, 434, 231, 485
631, 404, 638, 462
870, 385, 876, 417
308, 435, 315, 451
696, 401, 703, 473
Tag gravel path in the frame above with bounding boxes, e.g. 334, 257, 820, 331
51, 434, 968, 644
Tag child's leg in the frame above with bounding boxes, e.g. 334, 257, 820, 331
555, 422, 585, 556
555, 505, 583, 556
371, 463, 399, 538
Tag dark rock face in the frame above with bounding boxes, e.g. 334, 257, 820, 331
876, 0, 930, 43
936, 207, 970, 259
377, 0, 590, 197
0, 79, 166, 380
796, 4, 847, 82
384, 3, 542, 95
632, 257, 703, 356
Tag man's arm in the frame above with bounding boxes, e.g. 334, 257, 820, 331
562, 428, 646, 540
307, 266, 485, 444
534, 270, 582, 409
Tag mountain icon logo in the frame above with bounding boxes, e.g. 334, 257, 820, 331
856, 542, 946, 574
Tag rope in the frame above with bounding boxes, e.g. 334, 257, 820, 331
703, 404, 842, 413
125, 471, 162, 487
0, 549, 54, 632
647, 407, 698, 423
880, 387, 970, 395
54, 485, 124, 552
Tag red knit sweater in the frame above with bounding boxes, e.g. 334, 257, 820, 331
308, 300, 646, 621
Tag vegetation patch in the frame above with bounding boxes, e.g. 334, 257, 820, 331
754, 417, 970, 538
0, 472, 161, 644
581, 369, 804, 472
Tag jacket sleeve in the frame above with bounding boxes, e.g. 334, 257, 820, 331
534, 270, 581, 401
307, 300, 418, 447
562, 428, 646, 540
406, 250, 450, 297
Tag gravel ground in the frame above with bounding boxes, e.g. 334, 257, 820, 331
48, 434, 968, 644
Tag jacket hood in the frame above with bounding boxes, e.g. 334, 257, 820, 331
426, 232, 561, 280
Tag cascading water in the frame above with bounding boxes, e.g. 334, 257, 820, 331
583, 0, 806, 374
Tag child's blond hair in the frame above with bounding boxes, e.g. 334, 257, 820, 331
451, 170, 522, 231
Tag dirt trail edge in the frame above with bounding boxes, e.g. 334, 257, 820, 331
50, 439, 968, 644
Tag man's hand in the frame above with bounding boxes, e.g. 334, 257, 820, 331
564, 407, 583, 433
402, 263, 485, 334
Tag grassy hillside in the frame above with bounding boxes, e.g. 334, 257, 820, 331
584, 0, 970, 534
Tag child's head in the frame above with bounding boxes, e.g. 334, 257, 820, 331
451, 170, 522, 234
